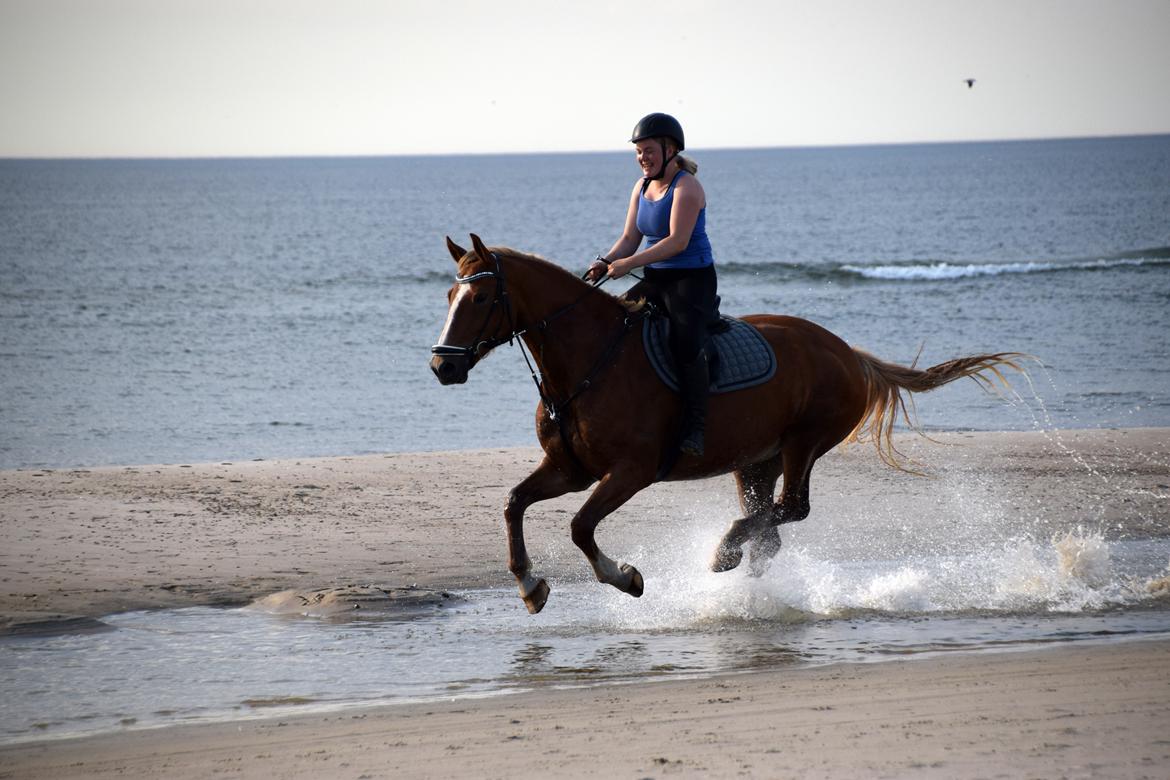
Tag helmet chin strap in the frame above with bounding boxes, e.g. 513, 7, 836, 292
645, 139, 678, 182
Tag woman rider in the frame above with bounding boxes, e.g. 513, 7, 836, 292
586, 113, 719, 457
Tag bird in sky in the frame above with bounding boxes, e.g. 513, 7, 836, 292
964, 78, 976, 88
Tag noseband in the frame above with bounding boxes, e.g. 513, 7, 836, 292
430, 253, 518, 366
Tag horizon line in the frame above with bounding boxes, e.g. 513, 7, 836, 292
2, 131, 1167, 163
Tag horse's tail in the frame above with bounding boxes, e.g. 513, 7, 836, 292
849, 349, 1026, 472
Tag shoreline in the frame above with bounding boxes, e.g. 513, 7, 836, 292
2, 421, 1162, 476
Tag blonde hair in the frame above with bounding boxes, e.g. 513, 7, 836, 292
659, 137, 697, 175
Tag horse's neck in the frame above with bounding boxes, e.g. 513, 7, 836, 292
512, 266, 626, 393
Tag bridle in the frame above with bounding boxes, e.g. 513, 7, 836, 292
431, 252, 643, 425
429, 252, 518, 368
430, 255, 513, 366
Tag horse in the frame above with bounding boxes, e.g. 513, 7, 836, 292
430, 234, 1021, 614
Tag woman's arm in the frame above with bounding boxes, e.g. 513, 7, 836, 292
587, 181, 644, 280
607, 175, 705, 278
606, 181, 645, 260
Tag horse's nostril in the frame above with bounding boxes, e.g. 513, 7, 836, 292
432, 359, 466, 384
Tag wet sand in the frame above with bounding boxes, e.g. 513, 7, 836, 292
2, 639, 1167, 780
1, 428, 1169, 777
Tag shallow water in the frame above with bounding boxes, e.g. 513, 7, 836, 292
3, 533, 1168, 746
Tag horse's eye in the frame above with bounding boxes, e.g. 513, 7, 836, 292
473, 292, 488, 304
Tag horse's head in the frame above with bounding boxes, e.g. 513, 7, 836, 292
430, 233, 517, 385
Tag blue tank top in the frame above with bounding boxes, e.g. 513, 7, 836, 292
635, 170, 714, 270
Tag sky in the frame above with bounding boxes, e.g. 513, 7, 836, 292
1, 0, 1168, 158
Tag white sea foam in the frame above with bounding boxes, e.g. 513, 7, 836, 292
841, 256, 1162, 281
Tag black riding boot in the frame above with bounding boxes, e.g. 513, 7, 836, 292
679, 351, 710, 457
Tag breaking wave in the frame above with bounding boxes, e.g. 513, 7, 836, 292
840, 254, 1170, 281
716, 247, 1170, 284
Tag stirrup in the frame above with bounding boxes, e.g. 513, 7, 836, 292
680, 426, 705, 457
678, 420, 702, 458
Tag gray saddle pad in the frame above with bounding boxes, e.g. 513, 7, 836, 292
642, 315, 777, 394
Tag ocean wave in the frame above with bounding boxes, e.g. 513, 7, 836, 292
841, 255, 1170, 281
716, 247, 1170, 283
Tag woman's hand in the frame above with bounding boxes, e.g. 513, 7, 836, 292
607, 258, 632, 279
585, 258, 608, 282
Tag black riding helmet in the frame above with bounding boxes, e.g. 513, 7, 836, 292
630, 113, 684, 182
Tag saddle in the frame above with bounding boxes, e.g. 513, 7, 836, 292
642, 312, 777, 394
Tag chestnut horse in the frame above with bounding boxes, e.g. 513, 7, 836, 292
431, 234, 1020, 613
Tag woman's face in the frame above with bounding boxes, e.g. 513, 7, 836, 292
635, 138, 675, 177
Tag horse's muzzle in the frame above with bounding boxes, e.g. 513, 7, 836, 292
430, 354, 469, 385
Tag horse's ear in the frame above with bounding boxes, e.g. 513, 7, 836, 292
469, 233, 491, 261
445, 236, 467, 264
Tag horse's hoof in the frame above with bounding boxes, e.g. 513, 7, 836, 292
711, 545, 743, 573
621, 564, 644, 598
521, 578, 550, 614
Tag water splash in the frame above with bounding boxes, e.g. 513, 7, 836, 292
1054, 528, 1112, 588
1029, 367, 1169, 504
590, 519, 1169, 630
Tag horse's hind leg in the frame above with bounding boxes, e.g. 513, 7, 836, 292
770, 437, 820, 528
735, 457, 783, 516
506, 457, 591, 614
711, 456, 781, 572
713, 437, 820, 573
746, 448, 817, 575
733, 458, 786, 576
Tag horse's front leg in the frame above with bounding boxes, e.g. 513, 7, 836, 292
506, 457, 590, 614
570, 468, 653, 598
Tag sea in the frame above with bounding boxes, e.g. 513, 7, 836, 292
2, 135, 1169, 469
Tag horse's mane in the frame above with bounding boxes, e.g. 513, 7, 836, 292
461, 246, 634, 309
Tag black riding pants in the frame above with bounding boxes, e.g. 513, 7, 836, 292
623, 264, 718, 365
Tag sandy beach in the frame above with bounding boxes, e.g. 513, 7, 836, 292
2, 428, 1169, 778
